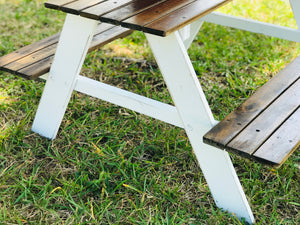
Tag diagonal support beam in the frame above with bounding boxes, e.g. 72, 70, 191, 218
146, 31, 255, 224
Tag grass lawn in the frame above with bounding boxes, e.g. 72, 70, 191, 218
0, 0, 299, 224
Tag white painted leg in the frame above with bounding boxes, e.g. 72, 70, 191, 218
179, 19, 204, 49
290, 0, 300, 28
32, 14, 98, 139
146, 32, 255, 224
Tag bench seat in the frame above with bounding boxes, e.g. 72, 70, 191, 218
0, 23, 132, 80
204, 56, 300, 167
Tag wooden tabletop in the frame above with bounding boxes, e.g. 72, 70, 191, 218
45, 0, 231, 36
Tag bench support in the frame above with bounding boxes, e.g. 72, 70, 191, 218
32, 14, 98, 139
146, 32, 254, 224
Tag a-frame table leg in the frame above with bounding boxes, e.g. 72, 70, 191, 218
146, 32, 255, 224
32, 14, 98, 139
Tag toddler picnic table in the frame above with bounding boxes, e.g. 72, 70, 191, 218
1, 0, 299, 224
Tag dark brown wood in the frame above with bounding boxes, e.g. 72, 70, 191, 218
80, 0, 134, 20
121, 0, 195, 34
145, 0, 231, 36
254, 108, 300, 166
0, 33, 60, 67
0, 23, 132, 79
227, 78, 300, 154
44, 0, 232, 36
45, 0, 77, 10
204, 56, 300, 166
101, 0, 167, 25
204, 56, 300, 148
61, 0, 106, 15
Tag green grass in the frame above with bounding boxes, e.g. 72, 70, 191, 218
0, 0, 299, 224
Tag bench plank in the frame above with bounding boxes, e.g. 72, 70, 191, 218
203, 56, 300, 148
253, 108, 300, 165
204, 56, 300, 166
0, 23, 132, 79
227, 78, 300, 154
0, 33, 60, 68
61, 0, 106, 15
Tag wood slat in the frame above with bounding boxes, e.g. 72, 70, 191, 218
100, 0, 167, 25
45, 0, 77, 9
144, 0, 231, 36
0, 23, 132, 79
121, 0, 195, 34
81, 0, 134, 20
203, 56, 300, 148
253, 108, 300, 166
61, 0, 106, 15
45, 0, 232, 36
5, 44, 57, 72
0, 33, 60, 67
227, 77, 300, 155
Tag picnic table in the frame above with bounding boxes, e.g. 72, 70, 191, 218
1, 0, 300, 224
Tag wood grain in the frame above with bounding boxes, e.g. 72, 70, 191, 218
227, 77, 300, 154
61, 0, 106, 15
254, 107, 300, 166
121, 0, 195, 34
0, 23, 132, 79
45, 0, 77, 9
145, 0, 231, 36
204, 56, 300, 148
101, 0, 167, 25
81, 0, 134, 20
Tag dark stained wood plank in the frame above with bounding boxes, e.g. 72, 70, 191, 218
17, 55, 55, 79
81, 0, 134, 20
4, 44, 57, 72
203, 56, 300, 149
45, 0, 77, 9
1, 23, 132, 79
60, 0, 106, 15
101, 0, 167, 25
144, 0, 232, 36
253, 108, 300, 166
227, 78, 300, 154
121, 0, 195, 34
0, 33, 60, 67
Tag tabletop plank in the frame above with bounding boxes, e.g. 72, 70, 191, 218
253, 108, 300, 165
45, 0, 77, 9
60, 0, 106, 15
144, 0, 230, 36
101, 0, 167, 25
121, 0, 195, 34
81, 0, 134, 20
203, 56, 300, 149
227, 78, 300, 155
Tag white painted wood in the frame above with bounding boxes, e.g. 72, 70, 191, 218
290, 0, 300, 28
179, 20, 204, 49
146, 32, 255, 224
204, 12, 300, 43
75, 75, 184, 128
32, 14, 98, 139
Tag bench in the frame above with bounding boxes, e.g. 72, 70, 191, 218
0, 23, 132, 79
204, 56, 300, 167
